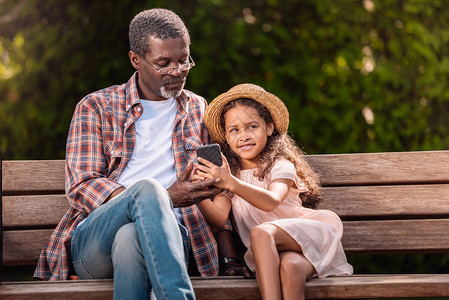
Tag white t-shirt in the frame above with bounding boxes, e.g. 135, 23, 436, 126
118, 97, 178, 189
78, 98, 178, 229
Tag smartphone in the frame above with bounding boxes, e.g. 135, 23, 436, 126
196, 143, 222, 166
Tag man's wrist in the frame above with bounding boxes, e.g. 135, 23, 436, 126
106, 187, 126, 202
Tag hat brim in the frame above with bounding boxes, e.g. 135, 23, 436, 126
204, 83, 289, 144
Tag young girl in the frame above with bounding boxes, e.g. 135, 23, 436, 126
195, 83, 353, 300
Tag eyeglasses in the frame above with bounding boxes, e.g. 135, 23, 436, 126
139, 54, 195, 74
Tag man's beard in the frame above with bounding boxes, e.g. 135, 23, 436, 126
160, 76, 186, 98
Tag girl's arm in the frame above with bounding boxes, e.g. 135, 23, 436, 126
230, 177, 292, 212
196, 156, 293, 212
195, 194, 232, 226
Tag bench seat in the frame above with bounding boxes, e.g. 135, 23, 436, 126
2, 275, 449, 299
2, 151, 449, 299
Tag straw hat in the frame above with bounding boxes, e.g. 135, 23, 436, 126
205, 83, 289, 144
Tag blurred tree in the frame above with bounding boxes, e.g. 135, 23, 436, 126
183, 0, 449, 154
0, 0, 146, 158
2, 0, 449, 159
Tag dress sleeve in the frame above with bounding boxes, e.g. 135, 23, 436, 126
270, 159, 308, 193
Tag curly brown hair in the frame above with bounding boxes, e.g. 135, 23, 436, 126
218, 98, 322, 209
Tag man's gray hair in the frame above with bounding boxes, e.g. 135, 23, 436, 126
129, 8, 190, 56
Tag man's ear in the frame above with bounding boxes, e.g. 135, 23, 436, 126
129, 51, 140, 70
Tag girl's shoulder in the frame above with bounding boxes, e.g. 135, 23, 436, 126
270, 159, 307, 192
270, 158, 296, 175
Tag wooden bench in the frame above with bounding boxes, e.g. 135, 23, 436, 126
1, 150, 449, 299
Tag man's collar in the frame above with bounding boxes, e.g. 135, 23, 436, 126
125, 72, 141, 112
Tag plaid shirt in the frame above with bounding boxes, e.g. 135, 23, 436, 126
34, 72, 221, 280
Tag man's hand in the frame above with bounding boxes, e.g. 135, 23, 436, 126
167, 161, 223, 207
221, 261, 253, 278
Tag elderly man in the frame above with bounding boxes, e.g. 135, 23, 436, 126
34, 8, 248, 300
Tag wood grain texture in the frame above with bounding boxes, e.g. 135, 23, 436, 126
2, 160, 65, 193
1, 275, 449, 299
321, 184, 449, 218
5, 184, 449, 229
342, 219, 449, 253
0, 279, 114, 300
3, 195, 68, 228
3, 151, 449, 192
3, 153, 449, 299
306, 150, 449, 186
3, 229, 53, 265
4, 219, 449, 265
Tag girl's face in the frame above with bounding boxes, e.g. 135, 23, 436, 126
224, 104, 274, 169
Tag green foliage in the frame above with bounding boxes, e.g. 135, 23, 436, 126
0, 0, 144, 158
2, 0, 449, 158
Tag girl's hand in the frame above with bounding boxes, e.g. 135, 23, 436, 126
191, 170, 205, 183
191, 164, 216, 182
190, 164, 204, 183
196, 154, 234, 190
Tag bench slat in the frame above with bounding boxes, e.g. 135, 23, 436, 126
0, 279, 113, 300
3, 195, 68, 228
304, 274, 449, 299
307, 150, 449, 186
3, 151, 449, 193
2, 160, 65, 193
5, 184, 449, 229
342, 219, 449, 253
4, 219, 449, 265
323, 184, 449, 218
1, 275, 449, 299
3, 229, 52, 265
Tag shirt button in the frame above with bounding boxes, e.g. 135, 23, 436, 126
127, 104, 131, 109
110, 150, 115, 155
137, 107, 141, 112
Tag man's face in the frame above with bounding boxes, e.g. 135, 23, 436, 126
131, 36, 190, 100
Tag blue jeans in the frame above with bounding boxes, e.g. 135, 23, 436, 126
71, 178, 195, 300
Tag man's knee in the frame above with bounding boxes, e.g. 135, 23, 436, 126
134, 178, 166, 196
130, 178, 171, 207
112, 223, 143, 263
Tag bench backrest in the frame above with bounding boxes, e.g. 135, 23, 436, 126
2, 151, 449, 266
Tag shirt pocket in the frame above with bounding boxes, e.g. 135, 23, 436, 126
104, 140, 122, 175
183, 135, 202, 163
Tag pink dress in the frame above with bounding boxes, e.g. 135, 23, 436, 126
230, 159, 353, 278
